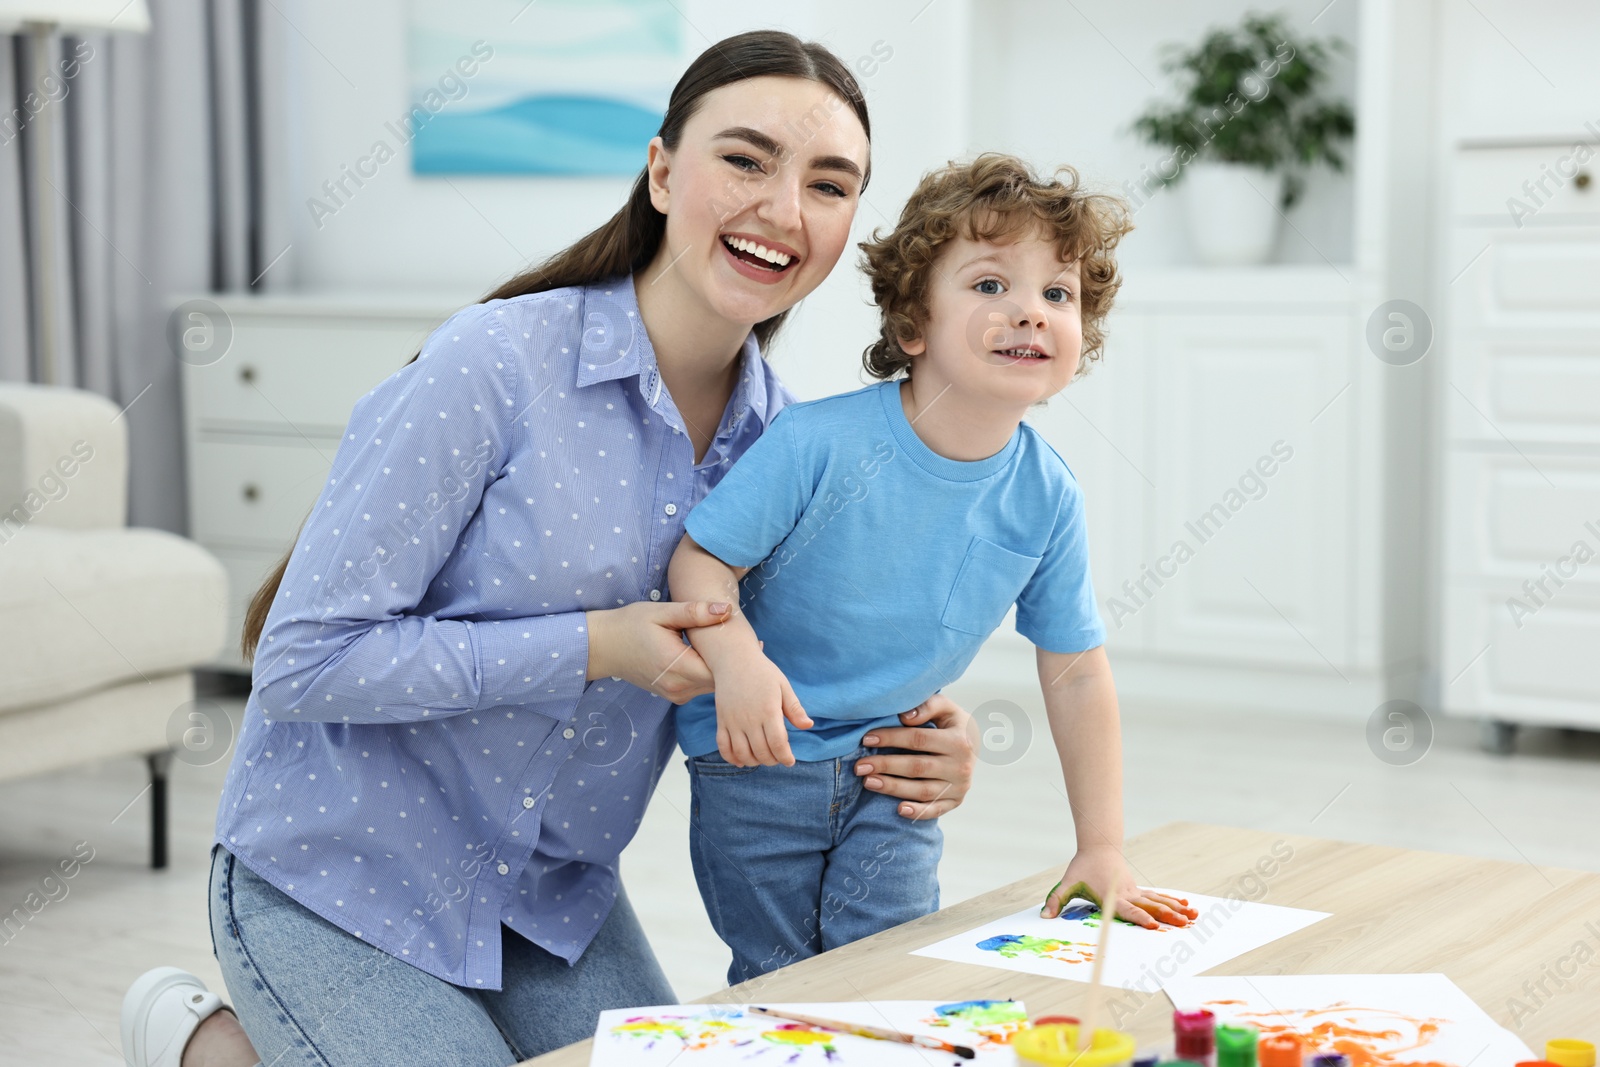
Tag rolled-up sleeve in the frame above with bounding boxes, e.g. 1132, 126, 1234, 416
252, 304, 589, 723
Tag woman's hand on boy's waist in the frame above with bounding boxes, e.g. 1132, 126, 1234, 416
854, 695, 978, 820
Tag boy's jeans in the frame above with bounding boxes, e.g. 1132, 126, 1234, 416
686, 742, 943, 987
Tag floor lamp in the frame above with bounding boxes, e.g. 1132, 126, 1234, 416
0, 0, 151, 386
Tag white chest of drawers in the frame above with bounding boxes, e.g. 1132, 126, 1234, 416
1438, 141, 1600, 749
175, 292, 472, 671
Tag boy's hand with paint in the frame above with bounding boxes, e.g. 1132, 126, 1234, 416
1035, 645, 1198, 929
667, 533, 813, 766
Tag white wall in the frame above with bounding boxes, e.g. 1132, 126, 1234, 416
276, 0, 1365, 398
277, 0, 975, 404
966, 0, 1361, 271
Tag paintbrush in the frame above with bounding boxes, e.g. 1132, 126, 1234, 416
1076, 875, 1120, 1052
748, 1005, 976, 1060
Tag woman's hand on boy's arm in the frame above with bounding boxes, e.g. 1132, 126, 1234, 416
666, 533, 760, 667
666, 533, 813, 765
1039, 845, 1198, 928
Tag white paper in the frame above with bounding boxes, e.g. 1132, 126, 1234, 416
1162, 973, 1534, 1065
911, 889, 1329, 990
588, 999, 1028, 1065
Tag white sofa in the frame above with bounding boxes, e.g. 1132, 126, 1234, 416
0, 383, 227, 867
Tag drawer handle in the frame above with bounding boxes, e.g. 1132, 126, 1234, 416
242, 484, 261, 502
1576, 170, 1592, 191
239, 364, 257, 384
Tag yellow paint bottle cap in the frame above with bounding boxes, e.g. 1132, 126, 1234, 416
1546, 1040, 1596, 1067
1014, 1023, 1138, 1067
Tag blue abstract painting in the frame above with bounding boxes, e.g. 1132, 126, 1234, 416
406, 0, 682, 175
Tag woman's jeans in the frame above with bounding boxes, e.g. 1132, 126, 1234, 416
686, 743, 943, 987
207, 844, 674, 1066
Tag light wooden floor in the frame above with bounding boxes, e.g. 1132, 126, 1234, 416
5, 659, 1599, 1066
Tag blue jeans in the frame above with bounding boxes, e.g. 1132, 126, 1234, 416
207, 844, 674, 1065
686, 743, 943, 987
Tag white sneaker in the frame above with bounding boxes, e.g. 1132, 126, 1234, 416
121, 967, 227, 1067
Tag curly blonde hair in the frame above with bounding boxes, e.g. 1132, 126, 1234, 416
858, 152, 1133, 382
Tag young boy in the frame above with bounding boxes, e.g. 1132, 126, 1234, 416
667, 153, 1196, 985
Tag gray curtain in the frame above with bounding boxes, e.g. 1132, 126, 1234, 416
0, 0, 292, 534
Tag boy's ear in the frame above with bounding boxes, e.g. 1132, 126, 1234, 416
898, 332, 926, 357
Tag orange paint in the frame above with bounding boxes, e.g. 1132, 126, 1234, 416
1260, 1032, 1304, 1067
1207, 1000, 1458, 1067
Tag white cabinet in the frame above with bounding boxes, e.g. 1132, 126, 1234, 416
1439, 142, 1600, 744
1143, 311, 1353, 669
176, 293, 469, 670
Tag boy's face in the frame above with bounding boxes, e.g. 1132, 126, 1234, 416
900, 228, 1083, 410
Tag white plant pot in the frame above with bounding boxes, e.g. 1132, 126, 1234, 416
1179, 162, 1285, 266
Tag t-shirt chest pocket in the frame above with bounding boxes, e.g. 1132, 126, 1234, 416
940, 536, 1043, 636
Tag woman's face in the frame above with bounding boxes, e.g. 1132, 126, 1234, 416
645, 75, 870, 327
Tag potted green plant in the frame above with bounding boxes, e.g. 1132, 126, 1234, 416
1130, 11, 1355, 265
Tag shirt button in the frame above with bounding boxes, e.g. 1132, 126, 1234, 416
522, 796, 535, 809
562, 727, 576, 739
663, 503, 678, 516
648, 589, 661, 601
497, 863, 510, 876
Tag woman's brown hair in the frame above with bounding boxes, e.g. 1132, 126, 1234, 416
857, 152, 1132, 382
240, 30, 872, 662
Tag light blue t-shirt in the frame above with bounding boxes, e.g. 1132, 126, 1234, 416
676, 379, 1106, 761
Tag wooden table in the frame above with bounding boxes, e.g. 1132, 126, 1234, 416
520, 821, 1600, 1064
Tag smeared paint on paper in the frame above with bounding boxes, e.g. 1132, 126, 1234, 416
591, 1000, 1028, 1064
914, 888, 1329, 989
1162, 975, 1534, 1067
926, 999, 1029, 1047
977, 933, 1098, 965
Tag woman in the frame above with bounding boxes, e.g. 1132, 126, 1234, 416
121, 30, 977, 1067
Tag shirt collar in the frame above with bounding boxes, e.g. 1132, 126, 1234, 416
573, 272, 774, 431
572, 274, 648, 391
730, 327, 771, 430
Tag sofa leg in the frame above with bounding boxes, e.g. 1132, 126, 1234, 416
147, 750, 174, 870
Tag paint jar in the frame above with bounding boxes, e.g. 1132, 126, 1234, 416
1309, 1055, 1351, 1067
1175, 1009, 1217, 1067
1217, 1024, 1259, 1067
1013, 1023, 1137, 1067
1259, 1032, 1303, 1067
1547, 1040, 1597, 1067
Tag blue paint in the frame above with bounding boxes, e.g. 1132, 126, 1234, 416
935, 999, 1012, 1017
976, 934, 1025, 951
